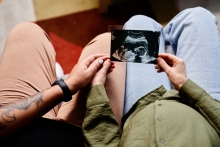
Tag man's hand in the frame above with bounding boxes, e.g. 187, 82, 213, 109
64, 54, 110, 94
91, 59, 115, 86
155, 53, 187, 90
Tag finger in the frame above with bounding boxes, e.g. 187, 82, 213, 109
107, 69, 114, 73
98, 59, 104, 65
101, 59, 112, 74
93, 54, 109, 58
88, 56, 110, 70
158, 53, 176, 58
155, 64, 164, 73
158, 53, 180, 63
101, 56, 111, 61
154, 64, 160, 69
157, 57, 171, 73
156, 69, 164, 73
108, 62, 115, 73
155, 65, 163, 73
110, 65, 115, 69
87, 57, 108, 74
96, 56, 111, 66
83, 54, 109, 67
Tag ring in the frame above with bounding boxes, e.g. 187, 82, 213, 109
99, 59, 104, 64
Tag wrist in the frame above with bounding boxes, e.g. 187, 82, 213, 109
52, 79, 72, 102
175, 78, 187, 90
91, 82, 104, 87
64, 78, 78, 95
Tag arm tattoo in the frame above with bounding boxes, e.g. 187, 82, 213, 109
0, 92, 44, 124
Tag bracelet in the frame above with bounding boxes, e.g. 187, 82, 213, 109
52, 79, 72, 102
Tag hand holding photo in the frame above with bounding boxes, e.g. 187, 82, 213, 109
110, 30, 160, 64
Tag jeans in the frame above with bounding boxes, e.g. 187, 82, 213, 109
123, 7, 220, 114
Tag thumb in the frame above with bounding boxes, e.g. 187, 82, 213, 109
101, 59, 111, 73
87, 58, 104, 74
157, 57, 171, 73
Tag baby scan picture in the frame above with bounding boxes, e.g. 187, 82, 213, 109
110, 30, 160, 64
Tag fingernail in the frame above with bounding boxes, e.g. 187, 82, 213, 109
99, 59, 104, 64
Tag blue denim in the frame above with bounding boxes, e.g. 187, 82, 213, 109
123, 7, 220, 114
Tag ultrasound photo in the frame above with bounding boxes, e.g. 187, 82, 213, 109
110, 30, 160, 64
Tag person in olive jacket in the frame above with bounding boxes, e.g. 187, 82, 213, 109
83, 7, 220, 147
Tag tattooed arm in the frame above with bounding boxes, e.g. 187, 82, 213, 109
0, 85, 64, 140
0, 54, 111, 140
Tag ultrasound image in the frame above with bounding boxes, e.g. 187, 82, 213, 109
111, 30, 160, 64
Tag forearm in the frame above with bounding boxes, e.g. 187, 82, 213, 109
0, 85, 64, 140
83, 85, 120, 147
0, 54, 110, 140
179, 79, 220, 136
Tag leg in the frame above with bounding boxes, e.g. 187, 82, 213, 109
57, 33, 126, 127
0, 22, 58, 118
123, 15, 171, 114
164, 7, 220, 100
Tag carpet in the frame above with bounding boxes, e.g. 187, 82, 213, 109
0, 0, 183, 74
36, 0, 157, 74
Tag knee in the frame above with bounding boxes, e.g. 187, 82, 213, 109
82, 32, 111, 57
123, 15, 162, 31
8, 22, 45, 40
190, 7, 211, 16
125, 15, 156, 25
94, 32, 111, 41
127, 15, 151, 22
188, 7, 217, 23
12, 22, 42, 32
86, 32, 110, 46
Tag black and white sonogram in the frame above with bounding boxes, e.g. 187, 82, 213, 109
110, 30, 160, 64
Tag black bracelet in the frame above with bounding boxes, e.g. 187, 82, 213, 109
52, 79, 72, 102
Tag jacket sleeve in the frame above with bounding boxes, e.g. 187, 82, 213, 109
179, 79, 220, 137
82, 85, 120, 147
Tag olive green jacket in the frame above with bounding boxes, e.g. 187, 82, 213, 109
82, 79, 220, 147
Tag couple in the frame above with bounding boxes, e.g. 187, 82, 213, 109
0, 7, 219, 147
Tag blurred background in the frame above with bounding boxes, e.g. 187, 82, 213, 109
1, 0, 220, 74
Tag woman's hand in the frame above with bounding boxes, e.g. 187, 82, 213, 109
155, 53, 187, 90
64, 54, 110, 94
91, 59, 115, 86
